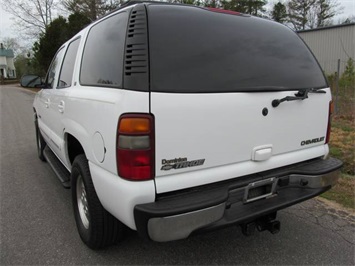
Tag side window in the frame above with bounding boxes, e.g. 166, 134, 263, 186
58, 38, 81, 88
46, 48, 65, 89
80, 11, 128, 88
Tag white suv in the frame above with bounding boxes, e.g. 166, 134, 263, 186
32, 1, 342, 249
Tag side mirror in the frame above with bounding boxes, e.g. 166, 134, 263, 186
20, 74, 43, 88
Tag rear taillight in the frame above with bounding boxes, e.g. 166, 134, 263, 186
325, 101, 333, 144
117, 114, 154, 181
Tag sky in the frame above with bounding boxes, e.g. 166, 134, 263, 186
0, 0, 354, 50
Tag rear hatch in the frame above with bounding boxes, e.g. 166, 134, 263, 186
147, 4, 331, 193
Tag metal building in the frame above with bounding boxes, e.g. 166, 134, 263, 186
297, 23, 355, 75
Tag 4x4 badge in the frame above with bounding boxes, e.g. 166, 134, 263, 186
161, 158, 205, 171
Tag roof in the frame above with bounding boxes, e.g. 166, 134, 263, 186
0, 48, 15, 58
297, 22, 355, 33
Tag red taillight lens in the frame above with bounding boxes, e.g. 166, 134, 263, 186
117, 114, 154, 181
117, 150, 152, 180
325, 101, 333, 144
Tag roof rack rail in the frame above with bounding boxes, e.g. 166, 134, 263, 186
118, 0, 171, 9
105, 0, 165, 16
118, 0, 143, 8
99, 0, 143, 20
101, 0, 187, 21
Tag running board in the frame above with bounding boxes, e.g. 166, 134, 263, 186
43, 147, 71, 189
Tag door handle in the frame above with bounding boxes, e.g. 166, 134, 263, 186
45, 99, 50, 108
58, 101, 65, 113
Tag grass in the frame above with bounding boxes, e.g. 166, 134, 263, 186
322, 70, 354, 210
324, 115, 355, 210
321, 174, 355, 209
329, 116, 355, 175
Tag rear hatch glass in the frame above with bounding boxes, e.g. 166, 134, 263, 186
147, 5, 327, 93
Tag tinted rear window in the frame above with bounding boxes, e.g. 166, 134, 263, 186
80, 12, 128, 88
148, 5, 327, 93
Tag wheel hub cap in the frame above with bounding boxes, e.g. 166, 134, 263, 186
76, 175, 90, 229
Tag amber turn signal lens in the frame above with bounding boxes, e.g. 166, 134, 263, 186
119, 118, 150, 134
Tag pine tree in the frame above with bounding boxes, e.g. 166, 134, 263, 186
271, 2, 287, 24
63, 0, 123, 21
33, 17, 69, 74
204, 0, 221, 8
67, 13, 91, 39
221, 0, 267, 17
287, 0, 316, 30
32, 13, 91, 75
287, 0, 340, 30
316, 0, 338, 27
340, 58, 355, 88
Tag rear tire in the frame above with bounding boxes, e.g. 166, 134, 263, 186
71, 154, 124, 249
35, 118, 46, 162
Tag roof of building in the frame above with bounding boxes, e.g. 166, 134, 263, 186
297, 22, 355, 33
0, 48, 15, 58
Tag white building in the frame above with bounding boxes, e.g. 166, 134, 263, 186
0, 43, 16, 79
298, 23, 355, 75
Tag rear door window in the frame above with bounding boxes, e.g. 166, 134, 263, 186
148, 5, 327, 93
45, 48, 65, 89
58, 37, 81, 88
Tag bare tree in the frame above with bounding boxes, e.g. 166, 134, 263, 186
287, 0, 316, 30
306, 3, 318, 29
339, 15, 355, 24
0, 37, 23, 57
287, 0, 342, 30
62, 0, 123, 21
1, 0, 59, 36
316, 0, 341, 27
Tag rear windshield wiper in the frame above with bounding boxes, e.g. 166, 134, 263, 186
272, 88, 326, 108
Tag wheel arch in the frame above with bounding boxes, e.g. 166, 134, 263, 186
66, 133, 85, 165
63, 118, 92, 167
